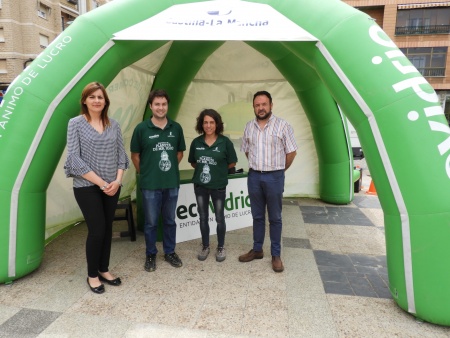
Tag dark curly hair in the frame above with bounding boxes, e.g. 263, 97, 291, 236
195, 109, 224, 135
148, 89, 170, 105
253, 90, 272, 104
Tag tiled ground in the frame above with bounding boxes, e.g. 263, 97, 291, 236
295, 196, 390, 300
315, 250, 390, 298
300, 205, 375, 226
1, 169, 450, 337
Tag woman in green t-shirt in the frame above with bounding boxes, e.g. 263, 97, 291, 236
188, 109, 237, 262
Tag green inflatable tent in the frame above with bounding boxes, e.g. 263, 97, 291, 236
0, 0, 449, 326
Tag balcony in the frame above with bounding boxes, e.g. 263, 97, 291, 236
417, 67, 445, 77
395, 25, 450, 35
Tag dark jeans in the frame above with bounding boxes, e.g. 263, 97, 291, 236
194, 185, 226, 248
74, 185, 120, 278
247, 169, 285, 256
141, 188, 179, 256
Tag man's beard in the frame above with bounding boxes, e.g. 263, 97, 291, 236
255, 110, 272, 120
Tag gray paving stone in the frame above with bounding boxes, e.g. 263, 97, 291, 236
348, 253, 387, 268
354, 265, 383, 274
300, 205, 374, 226
282, 237, 311, 249
347, 275, 372, 288
352, 195, 382, 209
0, 305, 20, 326
379, 273, 390, 285
349, 284, 379, 298
314, 250, 355, 269
366, 274, 392, 299
314, 249, 392, 299
0, 308, 61, 337
319, 270, 348, 284
319, 265, 358, 273
323, 281, 354, 296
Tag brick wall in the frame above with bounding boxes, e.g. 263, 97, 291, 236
0, 0, 108, 88
344, 0, 450, 91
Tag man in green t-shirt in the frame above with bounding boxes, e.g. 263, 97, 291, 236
130, 89, 186, 272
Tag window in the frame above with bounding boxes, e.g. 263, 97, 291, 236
443, 95, 450, 125
67, 0, 78, 4
400, 47, 447, 77
396, 7, 450, 35
0, 28, 4, 43
38, 2, 51, 19
90, 0, 99, 9
39, 34, 49, 48
0, 59, 7, 74
61, 15, 75, 31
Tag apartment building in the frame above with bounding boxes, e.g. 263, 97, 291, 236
344, 0, 450, 121
0, 0, 110, 91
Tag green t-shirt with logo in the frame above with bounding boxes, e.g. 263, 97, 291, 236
130, 118, 186, 190
188, 134, 237, 189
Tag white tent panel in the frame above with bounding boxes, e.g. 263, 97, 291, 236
129, 42, 173, 75
113, 0, 318, 42
194, 40, 285, 82
177, 41, 318, 196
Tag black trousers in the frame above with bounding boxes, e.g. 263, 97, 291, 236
74, 185, 120, 278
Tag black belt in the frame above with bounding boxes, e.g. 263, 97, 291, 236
249, 168, 283, 174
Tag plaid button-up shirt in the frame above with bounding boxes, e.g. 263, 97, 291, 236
241, 114, 297, 171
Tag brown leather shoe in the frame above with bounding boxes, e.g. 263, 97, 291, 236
272, 256, 284, 272
238, 249, 264, 262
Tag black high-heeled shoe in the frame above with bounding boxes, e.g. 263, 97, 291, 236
87, 278, 105, 294
98, 274, 122, 286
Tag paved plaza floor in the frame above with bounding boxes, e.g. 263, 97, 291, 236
1, 167, 449, 337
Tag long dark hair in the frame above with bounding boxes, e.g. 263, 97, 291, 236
195, 109, 224, 135
80, 82, 111, 128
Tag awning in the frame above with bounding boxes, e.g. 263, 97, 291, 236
60, 5, 79, 17
398, 2, 450, 9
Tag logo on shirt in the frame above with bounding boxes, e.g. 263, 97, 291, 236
200, 163, 211, 184
198, 155, 217, 166
212, 146, 220, 152
168, 132, 175, 138
196, 147, 205, 150
159, 150, 171, 172
149, 135, 159, 139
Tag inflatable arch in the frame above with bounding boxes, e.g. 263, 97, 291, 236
0, 0, 449, 326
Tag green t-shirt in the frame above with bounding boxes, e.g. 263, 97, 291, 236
188, 134, 238, 189
130, 118, 186, 190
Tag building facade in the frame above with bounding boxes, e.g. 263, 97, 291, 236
344, 0, 450, 122
0, 0, 110, 91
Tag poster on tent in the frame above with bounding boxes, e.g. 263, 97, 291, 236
175, 177, 252, 242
